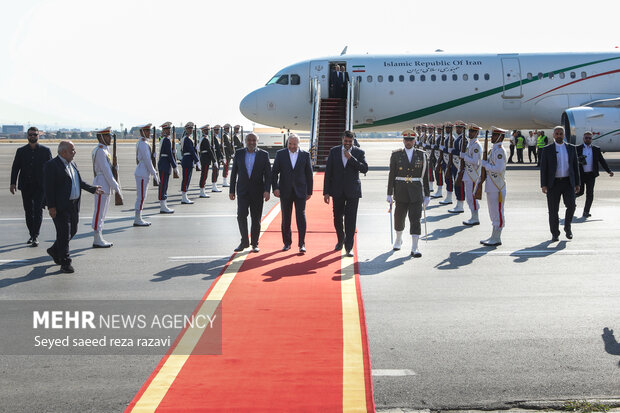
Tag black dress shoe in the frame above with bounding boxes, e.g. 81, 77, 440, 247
345, 250, 354, 257
60, 264, 75, 274
282, 244, 291, 251
551, 235, 560, 242
234, 243, 249, 252
582, 213, 591, 218
30, 237, 39, 247
27, 237, 33, 244
47, 247, 61, 265
299, 245, 306, 253
565, 228, 573, 239
334, 242, 343, 251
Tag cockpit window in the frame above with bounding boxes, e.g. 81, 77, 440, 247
291, 74, 300, 85
266, 74, 289, 85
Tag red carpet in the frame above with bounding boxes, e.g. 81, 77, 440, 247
127, 173, 375, 412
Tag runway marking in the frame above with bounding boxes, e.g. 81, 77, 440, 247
372, 369, 417, 377
0, 259, 29, 265
468, 250, 596, 256
168, 256, 228, 261
128, 202, 281, 413
341, 250, 370, 411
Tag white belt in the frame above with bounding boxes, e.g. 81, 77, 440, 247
200, 151, 211, 153
160, 154, 169, 157
183, 152, 191, 156
395, 177, 422, 182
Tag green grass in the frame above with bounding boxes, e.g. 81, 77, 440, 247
563, 400, 611, 413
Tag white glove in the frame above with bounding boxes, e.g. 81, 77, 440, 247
386, 195, 393, 203
174, 167, 180, 176
154, 175, 160, 185
423, 197, 430, 208
481, 160, 489, 168
460, 152, 466, 158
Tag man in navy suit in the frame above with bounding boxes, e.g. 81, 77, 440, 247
271, 134, 313, 253
539, 126, 580, 241
44, 141, 102, 273
576, 131, 614, 218
323, 130, 369, 257
229, 133, 271, 252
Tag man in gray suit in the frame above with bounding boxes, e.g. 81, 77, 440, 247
539, 126, 580, 241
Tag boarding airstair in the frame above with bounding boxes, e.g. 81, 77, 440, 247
309, 77, 357, 170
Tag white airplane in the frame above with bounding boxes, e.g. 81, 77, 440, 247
239, 51, 620, 149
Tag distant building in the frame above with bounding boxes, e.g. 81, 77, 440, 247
2, 125, 24, 134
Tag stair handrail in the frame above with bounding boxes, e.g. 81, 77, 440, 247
309, 76, 321, 166
345, 80, 353, 131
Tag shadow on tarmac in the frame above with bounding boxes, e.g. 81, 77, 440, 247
511, 240, 567, 262
0, 247, 90, 285
434, 246, 494, 270
151, 258, 229, 282
359, 249, 412, 276
601, 327, 620, 367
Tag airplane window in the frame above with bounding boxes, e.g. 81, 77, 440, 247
431, 74, 436, 81
410, 75, 415, 81
581, 71, 587, 79
420, 75, 426, 81
559, 72, 565, 79
473, 74, 479, 81
378, 75, 383, 82
266, 75, 282, 85
570, 71, 576, 79
527, 73, 533, 80
484, 73, 490, 80
452, 74, 458, 81
441, 74, 447, 81
462, 74, 468, 81
276, 75, 289, 85
548, 72, 554, 79
291, 74, 300, 85
388, 75, 394, 82
537, 72, 543, 79
399, 75, 404, 82
367, 75, 372, 82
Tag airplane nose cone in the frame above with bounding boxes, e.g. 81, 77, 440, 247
239, 91, 258, 121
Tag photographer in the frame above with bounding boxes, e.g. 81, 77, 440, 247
576, 131, 614, 218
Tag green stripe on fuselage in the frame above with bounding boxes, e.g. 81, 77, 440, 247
355, 56, 620, 129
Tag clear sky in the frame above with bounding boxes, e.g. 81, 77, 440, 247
1, 0, 618, 131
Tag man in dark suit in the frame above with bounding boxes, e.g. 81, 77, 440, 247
323, 130, 369, 257
576, 131, 614, 218
229, 133, 271, 253
539, 126, 580, 241
271, 133, 313, 253
329, 64, 339, 99
339, 66, 350, 99
44, 141, 102, 273
10, 127, 52, 247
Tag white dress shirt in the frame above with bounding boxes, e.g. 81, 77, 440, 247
555, 142, 569, 178
582, 144, 593, 173
404, 147, 414, 163
341, 146, 349, 167
289, 149, 299, 168
60, 156, 80, 200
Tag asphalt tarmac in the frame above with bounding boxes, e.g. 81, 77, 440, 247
0, 140, 618, 411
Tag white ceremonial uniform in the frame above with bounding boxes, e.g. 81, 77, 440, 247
482, 142, 507, 229
461, 138, 482, 213
134, 138, 158, 212
91, 144, 120, 231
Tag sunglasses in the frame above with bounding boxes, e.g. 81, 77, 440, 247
28, 133, 38, 137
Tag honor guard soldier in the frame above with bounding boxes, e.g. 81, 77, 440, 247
198, 124, 215, 198
210, 125, 224, 192
387, 130, 430, 257
460, 124, 482, 225
422, 124, 435, 193
134, 124, 159, 226
180, 121, 200, 204
157, 121, 178, 213
233, 125, 244, 150
221, 124, 235, 187
479, 126, 507, 246
92, 127, 122, 247
439, 122, 454, 205
430, 125, 443, 198
448, 120, 467, 213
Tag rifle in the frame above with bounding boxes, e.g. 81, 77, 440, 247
474, 131, 489, 200
172, 126, 179, 179
447, 132, 454, 170
112, 133, 123, 205
435, 129, 444, 176
193, 126, 201, 171
454, 129, 467, 187
151, 127, 158, 186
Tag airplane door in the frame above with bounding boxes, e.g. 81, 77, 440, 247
501, 58, 523, 99
310, 60, 329, 99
